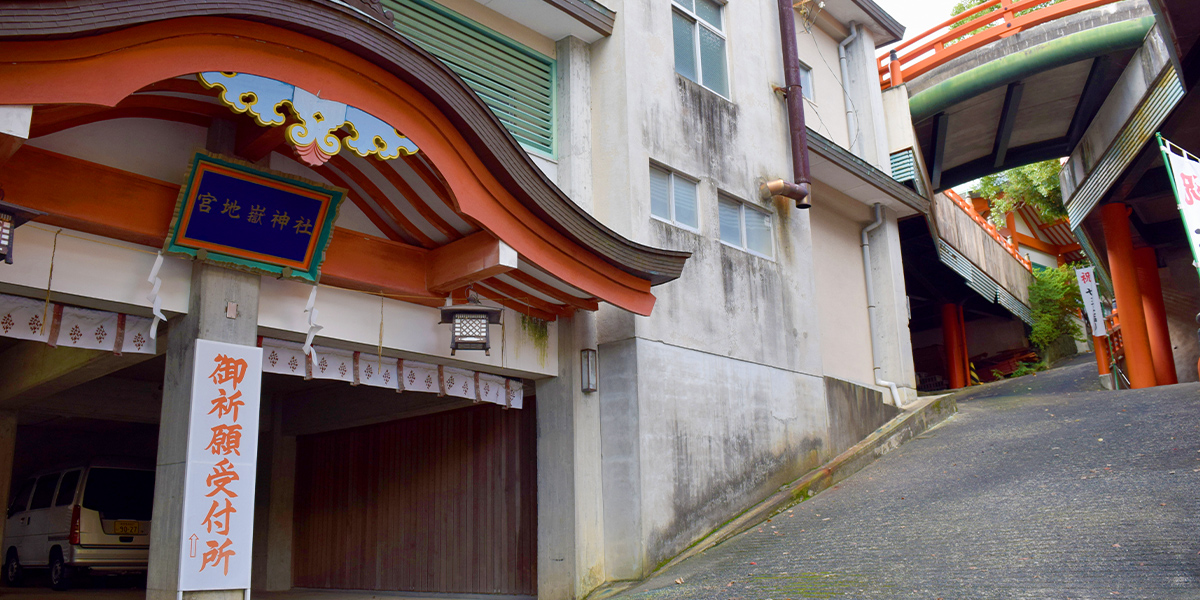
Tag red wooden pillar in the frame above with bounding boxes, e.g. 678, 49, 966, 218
1133, 247, 1177, 385
1101, 203, 1157, 388
942, 303, 966, 389
1093, 336, 1111, 375
958, 304, 971, 384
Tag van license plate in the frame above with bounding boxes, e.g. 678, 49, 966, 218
114, 521, 139, 535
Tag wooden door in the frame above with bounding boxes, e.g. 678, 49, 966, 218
292, 399, 537, 594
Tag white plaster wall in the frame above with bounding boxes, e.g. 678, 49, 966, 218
434, 0, 556, 57
809, 194, 874, 387
589, 0, 897, 580
1025, 248, 1058, 269
633, 338, 829, 570
28, 119, 207, 185
0, 225, 191, 316
0, 224, 557, 379
797, 22, 851, 148
258, 277, 557, 377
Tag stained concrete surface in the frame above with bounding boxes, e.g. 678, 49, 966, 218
609, 354, 1200, 599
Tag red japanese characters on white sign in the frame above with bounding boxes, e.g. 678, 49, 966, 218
178, 339, 262, 591
1075, 267, 1106, 336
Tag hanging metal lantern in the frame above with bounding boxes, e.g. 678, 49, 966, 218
0, 197, 43, 266
439, 295, 502, 355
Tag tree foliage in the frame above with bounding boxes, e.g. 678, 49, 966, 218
1027, 264, 1084, 353
975, 159, 1067, 224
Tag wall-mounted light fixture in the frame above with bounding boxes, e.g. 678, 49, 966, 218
0, 196, 44, 266
439, 293, 502, 356
581, 348, 598, 393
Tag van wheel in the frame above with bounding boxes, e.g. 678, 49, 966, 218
48, 548, 72, 591
2, 548, 21, 587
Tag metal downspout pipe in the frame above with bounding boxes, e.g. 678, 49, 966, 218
862, 203, 903, 407
761, 0, 812, 208
838, 22, 860, 157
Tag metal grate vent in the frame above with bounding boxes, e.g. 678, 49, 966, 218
384, 0, 556, 157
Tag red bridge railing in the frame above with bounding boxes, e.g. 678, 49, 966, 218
878, 0, 1122, 89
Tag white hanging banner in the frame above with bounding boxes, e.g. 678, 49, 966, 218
1158, 135, 1200, 278
0, 293, 156, 353
258, 337, 523, 407
0, 294, 51, 343
178, 339, 262, 592
1075, 267, 1106, 336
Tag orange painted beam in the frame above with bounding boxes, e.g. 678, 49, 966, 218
1134, 247, 1177, 385
322, 229, 437, 305
325, 154, 437, 249
360, 155, 462, 242
504, 270, 599, 312
309, 164, 404, 242
1, 146, 176, 246
0, 135, 22, 168
1101, 204, 1157, 389
1012, 232, 1060, 255
473, 288, 557, 322
403, 153, 459, 214
481, 277, 572, 319
0, 146, 438, 303
426, 231, 516, 294
0, 19, 658, 314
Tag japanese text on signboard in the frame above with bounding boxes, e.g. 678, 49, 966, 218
1075, 267, 1106, 336
179, 340, 262, 591
1158, 136, 1200, 279
165, 153, 344, 283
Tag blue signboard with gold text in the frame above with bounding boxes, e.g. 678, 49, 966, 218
165, 153, 345, 283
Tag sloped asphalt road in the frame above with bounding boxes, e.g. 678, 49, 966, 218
610, 355, 1200, 599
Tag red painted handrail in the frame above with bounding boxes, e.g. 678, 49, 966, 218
944, 190, 1033, 271
878, 0, 1123, 89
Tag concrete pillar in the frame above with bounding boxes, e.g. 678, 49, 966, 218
535, 312, 604, 600
0, 411, 15, 545
865, 206, 917, 403
597, 336, 642, 581
1134, 247, 1177, 385
147, 262, 260, 600
556, 36, 594, 214
941, 303, 966, 389
844, 26, 892, 173
1100, 203, 1157, 388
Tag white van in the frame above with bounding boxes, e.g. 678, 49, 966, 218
3, 462, 154, 590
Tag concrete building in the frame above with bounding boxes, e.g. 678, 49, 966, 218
0, 1, 932, 599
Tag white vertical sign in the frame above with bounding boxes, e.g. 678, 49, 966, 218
178, 339, 262, 591
1075, 267, 1106, 336
1160, 141, 1200, 278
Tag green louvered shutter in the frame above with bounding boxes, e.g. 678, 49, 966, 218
383, 0, 556, 157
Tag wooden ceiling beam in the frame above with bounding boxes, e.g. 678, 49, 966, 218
324, 154, 438, 248
480, 276, 572, 318
504, 269, 599, 311
426, 231, 517, 294
357, 154, 463, 241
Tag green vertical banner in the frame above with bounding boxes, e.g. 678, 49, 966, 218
1156, 134, 1200, 280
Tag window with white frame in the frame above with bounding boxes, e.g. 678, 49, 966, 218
672, 0, 729, 97
719, 195, 773, 257
798, 60, 814, 101
650, 165, 699, 230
